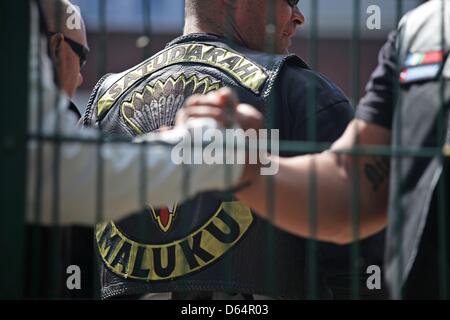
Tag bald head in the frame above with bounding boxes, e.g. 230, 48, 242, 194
184, 0, 304, 54
40, 0, 88, 98
185, 0, 221, 16
184, 0, 225, 35
40, 0, 88, 48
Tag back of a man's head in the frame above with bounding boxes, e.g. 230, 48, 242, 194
185, 0, 225, 20
184, 0, 235, 38
40, 0, 87, 47
40, 0, 88, 98
185, 0, 208, 16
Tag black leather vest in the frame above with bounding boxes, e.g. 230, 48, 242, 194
385, 0, 450, 298
83, 33, 313, 299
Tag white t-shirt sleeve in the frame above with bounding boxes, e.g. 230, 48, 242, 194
27, 5, 243, 226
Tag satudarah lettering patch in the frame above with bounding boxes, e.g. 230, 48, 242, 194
97, 43, 269, 119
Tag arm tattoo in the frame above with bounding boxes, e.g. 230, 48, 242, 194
365, 157, 390, 192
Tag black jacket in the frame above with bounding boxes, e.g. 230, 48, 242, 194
83, 33, 356, 299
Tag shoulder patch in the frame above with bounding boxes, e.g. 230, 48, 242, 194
400, 51, 448, 84
97, 43, 269, 119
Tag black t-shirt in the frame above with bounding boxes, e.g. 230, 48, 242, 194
355, 31, 450, 298
277, 64, 354, 144
356, 31, 397, 129
276, 62, 387, 299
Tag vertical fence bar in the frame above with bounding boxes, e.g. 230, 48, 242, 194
350, 0, 361, 300
437, 0, 448, 299
49, 108, 63, 299
142, 0, 152, 60
263, 0, 277, 296
306, 0, 319, 300
307, 0, 318, 71
395, 0, 403, 26
138, 0, 151, 251
0, 0, 30, 300
93, 0, 108, 299
393, 0, 404, 299
137, 0, 153, 281
30, 0, 46, 298
219, 0, 241, 291
48, 0, 64, 298
384, 0, 403, 300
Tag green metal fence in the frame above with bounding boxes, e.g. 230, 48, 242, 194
0, 0, 30, 301
0, 0, 447, 300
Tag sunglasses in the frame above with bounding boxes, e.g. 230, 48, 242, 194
287, 0, 300, 7
48, 32, 89, 69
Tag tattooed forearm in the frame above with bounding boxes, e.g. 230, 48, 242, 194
365, 157, 390, 192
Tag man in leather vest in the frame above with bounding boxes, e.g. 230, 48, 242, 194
191, 0, 449, 299
26, 1, 250, 298
82, 0, 387, 299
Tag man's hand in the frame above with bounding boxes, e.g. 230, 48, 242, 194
177, 87, 264, 131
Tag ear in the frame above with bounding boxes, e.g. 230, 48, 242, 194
48, 33, 65, 61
